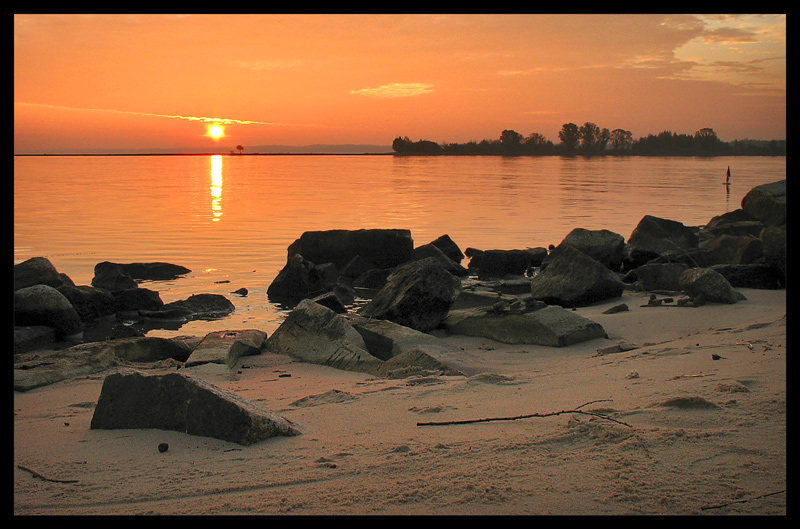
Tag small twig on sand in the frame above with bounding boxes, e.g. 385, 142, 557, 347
700, 489, 786, 511
17, 464, 78, 484
417, 399, 651, 458
417, 399, 623, 427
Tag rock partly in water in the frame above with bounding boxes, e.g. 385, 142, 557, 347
530, 245, 625, 308
266, 254, 336, 303
90, 370, 300, 445
14, 284, 83, 339
286, 228, 414, 271
443, 304, 608, 347
94, 261, 191, 282
468, 248, 547, 278
14, 257, 66, 291
359, 257, 462, 332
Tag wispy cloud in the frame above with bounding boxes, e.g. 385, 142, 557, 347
16, 102, 291, 126
349, 83, 434, 98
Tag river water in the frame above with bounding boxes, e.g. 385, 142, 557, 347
14, 154, 786, 336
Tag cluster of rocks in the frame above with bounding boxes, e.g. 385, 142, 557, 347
14, 259, 238, 353
13, 180, 785, 445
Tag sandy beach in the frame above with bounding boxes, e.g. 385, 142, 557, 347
13, 287, 786, 515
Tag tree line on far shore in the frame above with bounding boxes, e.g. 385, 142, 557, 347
392, 123, 786, 156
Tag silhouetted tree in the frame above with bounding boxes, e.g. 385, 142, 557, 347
610, 129, 633, 152
579, 122, 600, 152
558, 123, 581, 152
500, 129, 524, 154
236, 145, 244, 154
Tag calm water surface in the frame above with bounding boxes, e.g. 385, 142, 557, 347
14, 154, 786, 336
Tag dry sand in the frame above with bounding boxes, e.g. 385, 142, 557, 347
13, 288, 786, 515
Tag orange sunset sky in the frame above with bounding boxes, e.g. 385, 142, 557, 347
14, 14, 786, 154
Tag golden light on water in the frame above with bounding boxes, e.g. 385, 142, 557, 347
210, 155, 223, 222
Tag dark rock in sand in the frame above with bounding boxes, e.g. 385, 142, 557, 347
90, 370, 300, 445
14, 325, 57, 354
679, 267, 746, 304
14, 257, 66, 291
286, 228, 414, 270
359, 257, 462, 332
741, 179, 786, 227
530, 245, 625, 308
685, 234, 764, 267
14, 284, 83, 339
709, 264, 785, 290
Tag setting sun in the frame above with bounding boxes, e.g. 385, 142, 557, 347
208, 125, 224, 139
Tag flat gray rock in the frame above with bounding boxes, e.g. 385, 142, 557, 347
185, 329, 267, 368
443, 305, 607, 347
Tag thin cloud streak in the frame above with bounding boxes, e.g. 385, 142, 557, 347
349, 83, 435, 98
15, 102, 325, 127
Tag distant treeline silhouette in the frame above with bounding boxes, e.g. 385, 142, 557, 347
392, 123, 786, 156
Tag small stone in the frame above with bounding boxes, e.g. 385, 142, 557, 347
158, 443, 169, 453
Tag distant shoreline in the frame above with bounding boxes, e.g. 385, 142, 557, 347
14, 152, 786, 157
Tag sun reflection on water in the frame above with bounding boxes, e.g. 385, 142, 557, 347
210, 155, 223, 222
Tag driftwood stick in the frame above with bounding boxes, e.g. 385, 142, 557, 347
416, 399, 620, 427
17, 464, 79, 484
700, 489, 786, 511
417, 399, 651, 458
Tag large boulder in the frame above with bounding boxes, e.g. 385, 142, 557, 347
679, 268, 747, 304
530, 245, 625, 308
90, 370, 301, 445
443, 305, 607, 347
710, 264, 785, 290
741, 180, 786, 227
686, 234, 764, 267
626, 215, 699, 265
14, 284, 83, 339
14, 257, 65, 291
267, 254, 336, 302
286, 229, 414, 270
265, 299, 383, 374
359, 257, 462, 332
553, 228, 626, 271
185, 329, 267, 368
56, 284, 117, 323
